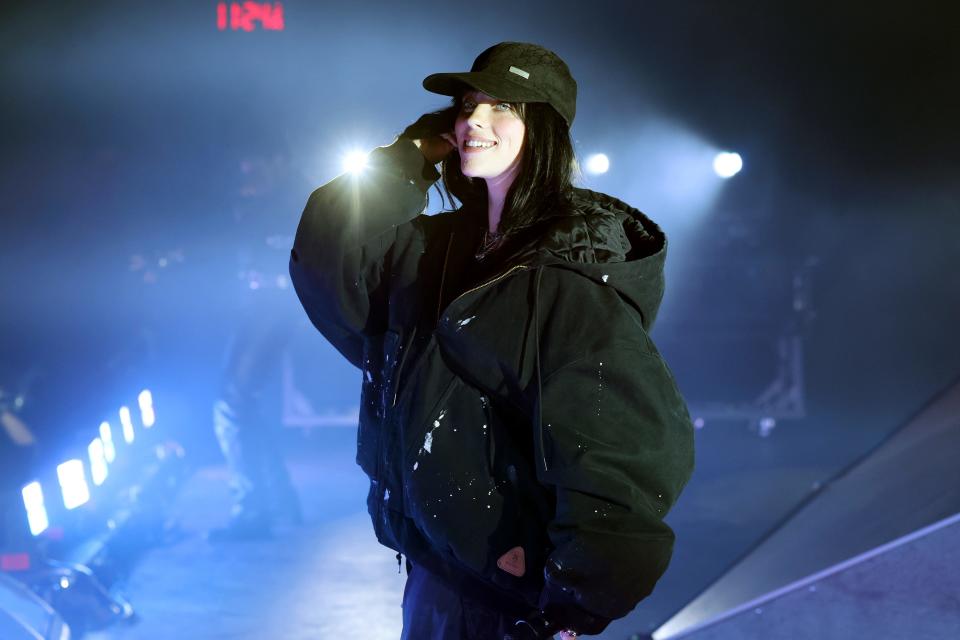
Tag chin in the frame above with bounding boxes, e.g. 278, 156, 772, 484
461, 165, 501, 180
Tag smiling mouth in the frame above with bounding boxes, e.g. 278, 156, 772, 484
463, 142, 498, 153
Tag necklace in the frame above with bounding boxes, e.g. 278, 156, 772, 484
474, 228, 506, 261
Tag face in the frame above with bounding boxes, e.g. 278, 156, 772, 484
454, 90, 526, 184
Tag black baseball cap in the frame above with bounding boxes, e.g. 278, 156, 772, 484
422, 42, 577, 128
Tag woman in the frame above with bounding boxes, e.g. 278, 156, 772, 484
289, 42, 695, 639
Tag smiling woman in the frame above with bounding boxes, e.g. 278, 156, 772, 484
432, 83, 578, 246
289, 41, 695, 640
453, 90, 526, 235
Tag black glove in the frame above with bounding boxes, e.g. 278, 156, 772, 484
399, 107, 457, 142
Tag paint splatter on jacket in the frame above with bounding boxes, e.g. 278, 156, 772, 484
289, 137, 695, 625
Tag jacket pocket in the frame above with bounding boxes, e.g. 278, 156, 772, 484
401, 372, 459, 463
402, 375, 511, 574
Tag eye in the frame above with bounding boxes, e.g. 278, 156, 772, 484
460, 99, 513, 114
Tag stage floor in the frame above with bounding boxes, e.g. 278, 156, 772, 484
87, 432, 406, 639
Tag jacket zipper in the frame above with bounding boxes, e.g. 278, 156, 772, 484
446, 263, 530, 310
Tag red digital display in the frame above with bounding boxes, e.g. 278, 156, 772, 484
217, 2, 285, 31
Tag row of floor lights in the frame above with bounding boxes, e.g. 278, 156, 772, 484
20, 389, 156, 536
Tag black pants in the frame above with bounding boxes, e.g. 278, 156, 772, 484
401, 563, 547, 640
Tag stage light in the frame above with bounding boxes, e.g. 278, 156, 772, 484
759, 416, 776, 437
342, 150, 369, 174
138, 389, 155, 428
585, 153, 610, 175
119, 406, 134, 444
21, 481, 49, 536
713, 152, 743, 178
89, 439, 108, 486
57, 460, 91, 510
100, 421, 116, 463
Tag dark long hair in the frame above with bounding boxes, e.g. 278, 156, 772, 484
430, 93, 581, 234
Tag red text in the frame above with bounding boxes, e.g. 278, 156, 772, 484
217, 2, 284, 31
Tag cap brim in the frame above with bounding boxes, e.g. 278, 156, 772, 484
422, 71, 546, 103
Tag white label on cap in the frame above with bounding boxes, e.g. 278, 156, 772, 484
509, 66, 530, 79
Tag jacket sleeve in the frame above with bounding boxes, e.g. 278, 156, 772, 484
288, 137, 440, 368
533, 342, 695, 623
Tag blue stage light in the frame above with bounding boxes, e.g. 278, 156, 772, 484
138, 389, 155, 428
119, 406, 135, 444
713, 151, 743, 178
57, 460, 91, 510
100, 421, 117, 463
21, 481, 49, 535
89, 438, 109, 486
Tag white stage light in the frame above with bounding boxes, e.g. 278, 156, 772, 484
119, 406, 134, 444
100, 421, 116, 463
57, 460, 91, 510
585, 153, 610, 175
88, 439, 108, 486
342, 151, 369, 174
21, 481, 49, 536
713, 151, 743, 178
138, 389, 156, 428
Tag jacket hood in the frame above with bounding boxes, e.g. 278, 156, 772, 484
487, 186, 668, 333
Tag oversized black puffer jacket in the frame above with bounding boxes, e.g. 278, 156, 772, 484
289, 136, 695, 626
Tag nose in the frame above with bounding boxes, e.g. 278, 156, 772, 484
466, 103, 494, 129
